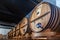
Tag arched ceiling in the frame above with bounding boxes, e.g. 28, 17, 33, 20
0, 0, 42, 28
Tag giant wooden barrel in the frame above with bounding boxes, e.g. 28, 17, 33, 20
19, 17, 28, 36
29, 2, 60, 33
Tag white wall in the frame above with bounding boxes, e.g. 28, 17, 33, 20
0, 28, 11, 35
43, 0, 56, 5
43, 0, 60, 8
56, 0, 60, 8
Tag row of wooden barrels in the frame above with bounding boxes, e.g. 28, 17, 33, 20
8, 2, 60, 39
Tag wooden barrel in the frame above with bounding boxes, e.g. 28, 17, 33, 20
9, 31, 12, 38
9, 30, 13, 38
19, 17, 28, 36
16, 24, 19, 30
13, 27, 16, 37
29, 2, 60, 33
8, 29, 15, 38
8, 32, 11, 38
16, 30, 19, 36
15, 24, 20, 37
11, 29, 13, 38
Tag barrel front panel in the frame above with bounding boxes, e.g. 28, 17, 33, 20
16, 30, 19, 36
13, 32, 15, 37
30, 3, 51, 32
13, 27, 15, 32
20, 18, 28, 28
19, 17, 28, 36
30, 3, 51, 22
20, 25, 28, 35
16, 24, 19, 30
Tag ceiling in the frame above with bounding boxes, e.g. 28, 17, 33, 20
0, 0, 42, 29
